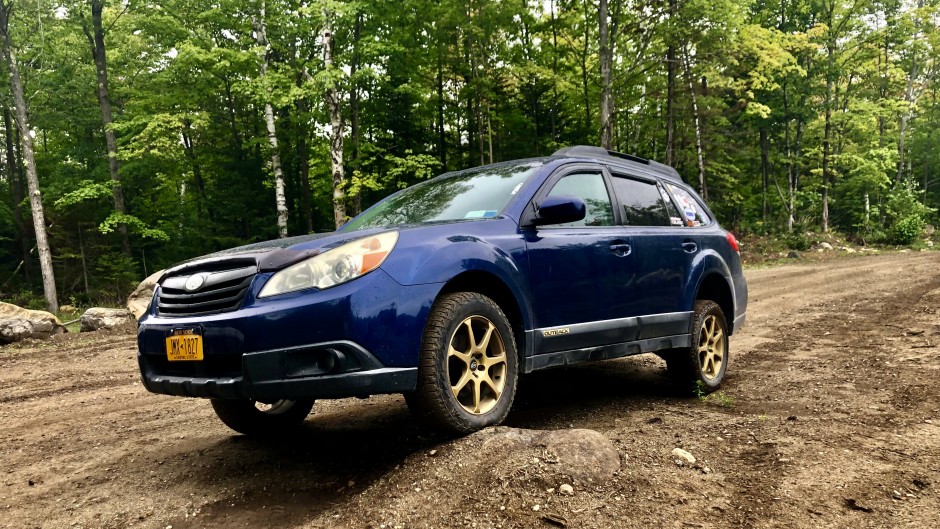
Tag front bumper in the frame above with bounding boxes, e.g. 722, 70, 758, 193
137, 267, 440, 400
140, 340, 417, 401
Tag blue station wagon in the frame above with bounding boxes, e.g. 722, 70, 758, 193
137, 146, 747, 435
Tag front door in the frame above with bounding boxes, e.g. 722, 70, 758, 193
523, 168, 636, 352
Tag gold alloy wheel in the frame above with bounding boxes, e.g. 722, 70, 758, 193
698, 314, 725, 380
447, 315, 508, 415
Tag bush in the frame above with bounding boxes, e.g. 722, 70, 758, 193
884, 181, 935, 245
783, 232, 811, 251
891, 216, 924, 245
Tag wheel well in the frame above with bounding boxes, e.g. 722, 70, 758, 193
696, 274, 734, 333
437, 271, 526, 360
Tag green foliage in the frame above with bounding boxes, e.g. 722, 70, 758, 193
99, 212, 170, 242
884, 182, 935, 245
783, 232, 811, 251
92, 252, 140, 305
2, 0, 940, 305
54, 181, 114, 209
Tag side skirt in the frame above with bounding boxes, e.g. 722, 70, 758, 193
523, 333, 691, 373
522, 311, 693, 374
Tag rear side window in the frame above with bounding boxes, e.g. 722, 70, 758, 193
547, 172, 614, 227
666, 183, 712, 226
610, 176, 673, 227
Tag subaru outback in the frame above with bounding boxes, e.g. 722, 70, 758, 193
137, 146, 747, 435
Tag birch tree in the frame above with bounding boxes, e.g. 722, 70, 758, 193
253, 0, 289, 238
0, 1, 57, 311
322, 7, 345, 229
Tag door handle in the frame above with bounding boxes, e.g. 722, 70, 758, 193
610, 243, 632, 257
681, 240, 698, 253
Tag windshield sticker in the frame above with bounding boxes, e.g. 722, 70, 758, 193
670, 216, 683, 226
465, 210, 498, 219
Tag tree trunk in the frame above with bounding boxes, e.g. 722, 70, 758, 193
821, 40, 833, 233
665, 0, 677, 166
436, 43, 447, 171
0, 2, 58, 312
323, 10, 346, 229
760, 127, 769, 222
253, 2, 289, 238
897, 0, 923, 182
181, 118, 211, 219
598, 0, 613, 149
78, 224, 89, 295
83, 0, 130, 256
349, 12, 363, 216
296, 100, 313, 232
4, 104, 30, 279
682, 47, 707, 200
550, 0, 559, 143
783, 81, 795, 232
580, 0, 591, 137
223, 77, 243, 159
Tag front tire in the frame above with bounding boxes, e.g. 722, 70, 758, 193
664, 299, 729, 395
210, 399, 314, 436
406, 292, 519, 434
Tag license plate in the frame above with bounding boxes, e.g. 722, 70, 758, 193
166, 330, 203, 361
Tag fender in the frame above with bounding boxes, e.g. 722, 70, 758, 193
381, 221, 535, 332
684, 248, 736, 314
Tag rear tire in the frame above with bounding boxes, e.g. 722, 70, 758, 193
406, 292, 518, 434
664, 300, 729, 395
210, 399, 314, 436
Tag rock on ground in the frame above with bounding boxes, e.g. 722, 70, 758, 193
672, 447, 696, 465
0, 302, 66, 344
475, 426, 621, 484
80, 308, 135, 332
127, 269, 164, 320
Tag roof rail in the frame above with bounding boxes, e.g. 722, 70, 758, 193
551, 145, 683, 183
552, 145, 650, 165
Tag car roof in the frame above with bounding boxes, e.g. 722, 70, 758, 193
550, 145, 684, 184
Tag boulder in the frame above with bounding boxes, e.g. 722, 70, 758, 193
127, 269, 164, 320
0, 302, 67, 344
475, 427, 621, 484
787, 251, 801, 259
80, 307, 135, 332
819, 242, 834, 250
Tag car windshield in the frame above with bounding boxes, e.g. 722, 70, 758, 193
343, 161, 541, 230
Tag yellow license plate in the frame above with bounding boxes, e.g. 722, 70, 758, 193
166, 330, 203, 361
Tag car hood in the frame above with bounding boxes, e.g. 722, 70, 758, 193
160, 228, 390, 280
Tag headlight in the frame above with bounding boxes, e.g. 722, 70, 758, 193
258, 231, 399, 298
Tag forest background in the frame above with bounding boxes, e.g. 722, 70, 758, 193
0, 0, 937, 312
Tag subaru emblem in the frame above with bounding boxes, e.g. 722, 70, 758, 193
184, 273, 207, 292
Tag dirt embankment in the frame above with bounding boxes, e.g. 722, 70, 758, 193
1, 252, 938, 529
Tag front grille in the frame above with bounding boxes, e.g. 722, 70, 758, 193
157, 264, 257, 317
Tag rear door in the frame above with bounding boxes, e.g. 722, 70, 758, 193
608, 171, 694, 337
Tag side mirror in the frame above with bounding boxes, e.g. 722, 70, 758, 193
534, 195, 586, 226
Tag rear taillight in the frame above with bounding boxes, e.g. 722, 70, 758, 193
726, 232, 739, 252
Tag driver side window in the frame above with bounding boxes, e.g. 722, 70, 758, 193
546, 172, 614, 227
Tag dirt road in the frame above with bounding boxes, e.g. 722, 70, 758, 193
2, 252, 938, 529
